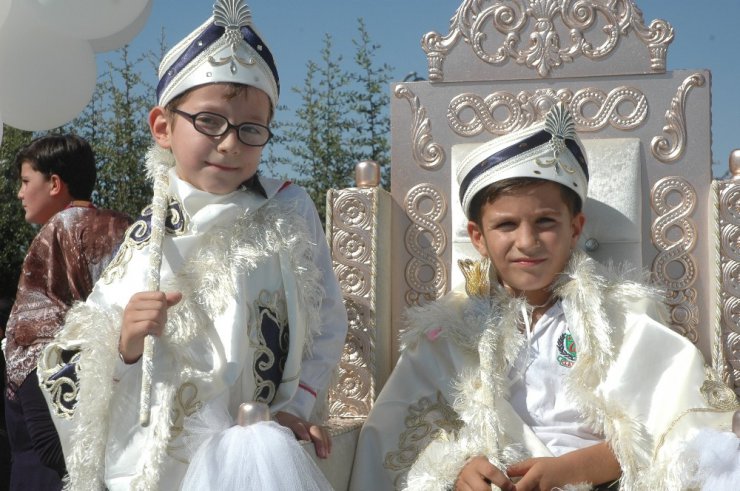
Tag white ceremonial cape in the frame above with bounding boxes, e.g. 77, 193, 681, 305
349, 252, 737, 491
38, 166, 347, 490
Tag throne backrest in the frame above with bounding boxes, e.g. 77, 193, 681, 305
326, 1, 740, 421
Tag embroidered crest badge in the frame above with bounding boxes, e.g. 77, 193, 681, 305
556, 331, 577, 368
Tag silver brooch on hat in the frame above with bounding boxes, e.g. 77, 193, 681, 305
537, 102, 577, 175
210, 0, 256, 73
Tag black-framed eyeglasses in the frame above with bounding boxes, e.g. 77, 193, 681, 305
171, 109, 273, 147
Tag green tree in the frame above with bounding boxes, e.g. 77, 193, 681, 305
347, 19, 392, 188
0, 126, 35, 303
275, 33, 354, 221
274, 20, 393, 221
64, 46, 158, 218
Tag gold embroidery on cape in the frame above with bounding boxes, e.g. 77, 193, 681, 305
700, 367, 740, 411
167, 382, 202, 462
459, 258, 491, 298
652, 368, 739, 461
384, 391, 463, 488
101, 196, 187, 283
39, 350, 81, 420
250, 289, 288, 404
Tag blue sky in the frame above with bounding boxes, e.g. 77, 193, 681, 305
118, 0, 739, 175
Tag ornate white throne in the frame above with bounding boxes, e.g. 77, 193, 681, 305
317, 1, 740, 489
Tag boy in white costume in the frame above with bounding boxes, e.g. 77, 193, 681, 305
349, 103, 737, 491
36, 1, 348, 489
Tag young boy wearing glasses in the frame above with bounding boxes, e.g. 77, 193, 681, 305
37, 1, 348, 489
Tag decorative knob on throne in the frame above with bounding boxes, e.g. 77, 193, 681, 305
355, 160, 380, 188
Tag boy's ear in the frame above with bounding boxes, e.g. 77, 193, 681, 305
570, 212, 586, 248
467, 220, 489, 258
149, 106, 172, 149
48, 174, 65, 196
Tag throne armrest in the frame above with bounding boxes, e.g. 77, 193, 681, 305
314, 161, 392, 490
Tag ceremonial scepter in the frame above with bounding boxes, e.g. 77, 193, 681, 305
139, 149, 170, 426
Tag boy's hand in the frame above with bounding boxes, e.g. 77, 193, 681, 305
455, 456, 515, 491
274, 411, 331, 459
507, 442, 621, 491
119, 291, 182, 363
506, 457, 565, 491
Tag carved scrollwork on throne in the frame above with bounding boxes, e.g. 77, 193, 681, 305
717, 179, 740, 394
404, 184, 448, 306
446, 86, 648, 137
395, 84, 446, 170
651, 176, 699, 343
422, 0, 674, 81
327, 189, 378, 418
651, 73, 705, 163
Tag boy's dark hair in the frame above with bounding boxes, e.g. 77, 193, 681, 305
14, 134, 96, 201
469, 177, 583, 226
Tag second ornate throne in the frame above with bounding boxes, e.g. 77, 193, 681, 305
316, 1, 740, 489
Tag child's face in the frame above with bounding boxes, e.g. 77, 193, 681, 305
17, 161, 62, 225
467, 181, 585, 305
149, 83, 271, 195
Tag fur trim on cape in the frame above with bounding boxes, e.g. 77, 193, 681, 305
40, 171, 324, 490
403, 251, 669, 491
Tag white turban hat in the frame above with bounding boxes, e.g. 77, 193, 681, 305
457, 102, 589, 218
156, 0, 279, 109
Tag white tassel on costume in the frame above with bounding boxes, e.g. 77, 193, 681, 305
181, 402, 334, 491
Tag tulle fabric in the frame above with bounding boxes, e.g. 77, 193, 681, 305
181, 420, 334, 490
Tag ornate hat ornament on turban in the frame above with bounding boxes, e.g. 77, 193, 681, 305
457, 102, 589, 218
156, 0, 279, 109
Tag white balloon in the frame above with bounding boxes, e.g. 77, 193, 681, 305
2, 0, 45, 31
30, 0, 150, 41
0, 1, 96, 131
90, 0, 152, 53
0, 0, 11, 30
